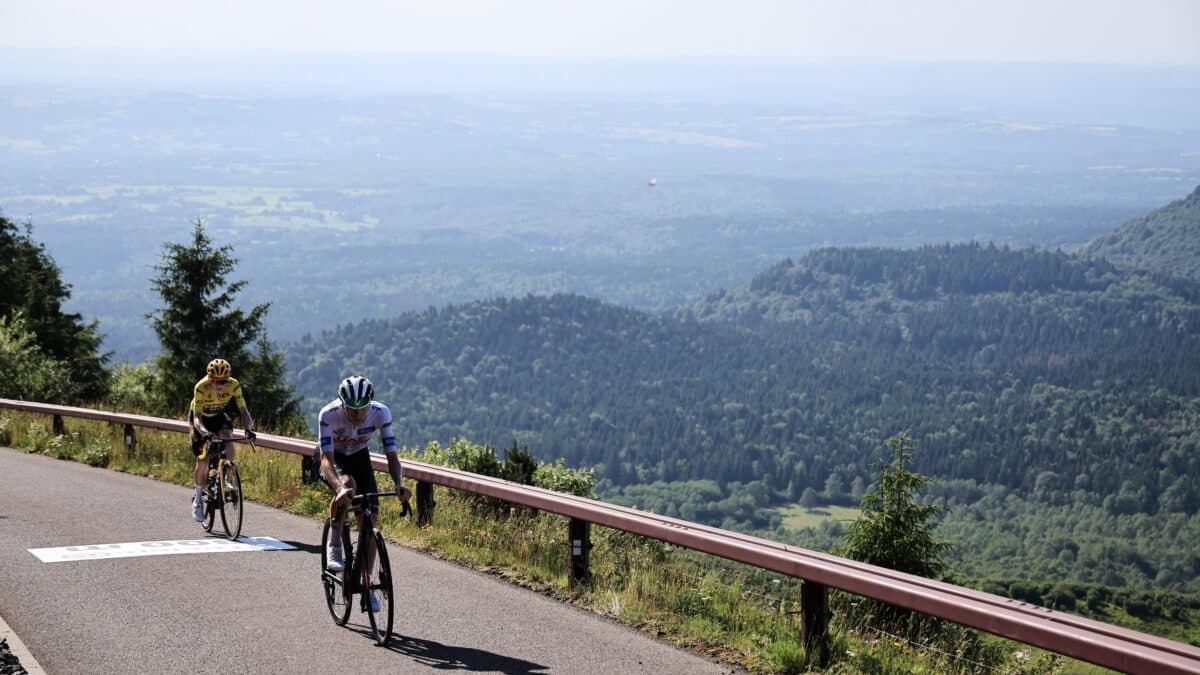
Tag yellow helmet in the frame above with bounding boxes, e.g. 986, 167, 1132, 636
207, 358, 232, 379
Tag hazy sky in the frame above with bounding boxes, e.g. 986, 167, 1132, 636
2, 0, 1199, 65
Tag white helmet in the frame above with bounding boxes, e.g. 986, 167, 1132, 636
337, 375, 374, 409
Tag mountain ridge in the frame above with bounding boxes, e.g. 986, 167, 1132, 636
1080, 183, 1200, 279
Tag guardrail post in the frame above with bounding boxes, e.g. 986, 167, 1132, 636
300, 448, 320, 485
53, 415, 65, 435
568, 517, 592, 587
416, 481, 435, 527
801, 580, 829, 666
123, 424, 136, 453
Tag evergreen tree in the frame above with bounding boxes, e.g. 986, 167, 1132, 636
0, 213, 109, 400
838, 430, 956, 630
147, 219, 300, 427
799, 487, 820, 509
842, 430, 953, 579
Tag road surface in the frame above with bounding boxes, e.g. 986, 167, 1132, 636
0, 447, 740, 674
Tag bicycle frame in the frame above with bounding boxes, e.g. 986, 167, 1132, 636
321, 491, 409, 644
337, 492, 394, 598
201, 436, 254, 540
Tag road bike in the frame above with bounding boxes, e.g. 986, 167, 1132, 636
200, 436, 253, 541
321, 492, 410, 645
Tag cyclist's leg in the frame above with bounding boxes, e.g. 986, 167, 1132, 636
328, 451, 359, 543
346, 450, 380, 582
329, 475, 356, 521
191, 414, 219, 495
215, 412, 235, 463
323, 453, 358, 572
190, 412, 208, 487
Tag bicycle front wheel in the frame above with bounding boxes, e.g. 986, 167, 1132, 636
321, 518, 352, 625
219, 462, 243, 540
365, 530, 394, 646
202, 478, 217, 533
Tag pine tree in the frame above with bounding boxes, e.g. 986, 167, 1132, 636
842, 429, 953, 579
0, 213, 109, 401
839, 430, 955, 630
147, 218, 300, 427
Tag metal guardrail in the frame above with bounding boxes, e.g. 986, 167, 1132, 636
4, 398, 1200, 674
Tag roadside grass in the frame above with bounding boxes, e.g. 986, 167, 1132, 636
2, 409, 1085, 674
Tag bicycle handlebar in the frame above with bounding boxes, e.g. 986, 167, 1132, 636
346, 491, 413, 517
205, 435, 254, 445
205, 435, 256, 452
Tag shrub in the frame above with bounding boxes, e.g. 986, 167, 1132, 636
82, 440, 110, 467
534, 459, 596, 498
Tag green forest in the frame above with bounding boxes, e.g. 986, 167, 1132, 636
286, 239, 1200, 592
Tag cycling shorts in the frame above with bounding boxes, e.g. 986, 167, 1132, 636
190, 411, 233, 456
330, 448, 379, 497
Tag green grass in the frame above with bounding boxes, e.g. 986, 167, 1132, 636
1, 409, 1103, 674
778, 504, 860, 531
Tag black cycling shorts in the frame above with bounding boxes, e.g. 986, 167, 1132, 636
330, 448, 379, 497
190, 412, 233, 456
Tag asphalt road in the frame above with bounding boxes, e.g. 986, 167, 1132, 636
0, 447, 740, 674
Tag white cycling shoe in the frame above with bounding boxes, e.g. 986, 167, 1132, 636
326, 544, 345, 572
192, 496, 205, 522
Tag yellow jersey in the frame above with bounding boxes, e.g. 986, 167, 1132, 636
190, 375, 247, 418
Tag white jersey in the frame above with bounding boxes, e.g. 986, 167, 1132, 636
317, 399, 398, 456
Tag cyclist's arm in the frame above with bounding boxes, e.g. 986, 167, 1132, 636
189, 384, 207, 435
378, 407, 409, 499
237, 404, 254, 435
385, 452, 410, 501
231, 381, 254, 433
319, 450, 344, 489
317, 408, 346, 490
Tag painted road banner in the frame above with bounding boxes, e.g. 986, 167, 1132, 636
28, 537, 296, 563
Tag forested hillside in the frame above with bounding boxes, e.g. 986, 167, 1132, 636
1081, 183, 1200, 279
287, 243, 1200, 528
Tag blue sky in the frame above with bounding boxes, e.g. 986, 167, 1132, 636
2, 0, 1199, 65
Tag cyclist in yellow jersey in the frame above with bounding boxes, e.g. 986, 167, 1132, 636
189, 358, 256, 521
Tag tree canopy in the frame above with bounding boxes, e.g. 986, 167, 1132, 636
0, 212, 109, 401
148, 219, 300, 430
1081, 183, 1200, 280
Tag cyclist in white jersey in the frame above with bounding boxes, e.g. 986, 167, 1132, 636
318, 375, 410, 588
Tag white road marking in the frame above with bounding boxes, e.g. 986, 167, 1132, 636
28, 536, 296, 562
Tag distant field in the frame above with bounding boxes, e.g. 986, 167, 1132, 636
7, 184, 378, 231
777, 503, 860, 530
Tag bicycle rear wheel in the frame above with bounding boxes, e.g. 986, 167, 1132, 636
321, 518, 352, 625
365, 530, 394, 646
202, 477, 217, 533
219, 462, 243, 540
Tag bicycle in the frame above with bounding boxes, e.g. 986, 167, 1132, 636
320, 491, 410, 645
200, 436, 253, 541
